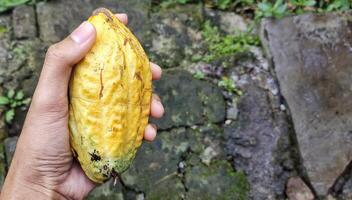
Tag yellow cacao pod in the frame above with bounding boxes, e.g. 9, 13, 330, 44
68, 8, 152, 183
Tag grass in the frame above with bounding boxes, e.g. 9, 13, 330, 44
196, 20, 260, 63
218, 76, 243, 95
193, 71, 206, 80
0, 0, 29, 12
156, 0, 352, 20
0, 0, 45, 13
255, 0, 288, 20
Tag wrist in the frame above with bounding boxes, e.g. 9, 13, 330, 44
1, 156, 68, 200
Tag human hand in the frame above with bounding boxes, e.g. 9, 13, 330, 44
0, 13, 164, 200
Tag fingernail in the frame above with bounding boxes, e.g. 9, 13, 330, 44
70, 21, 95, 44
151, 63, 162, 72
146, 125, 157, 141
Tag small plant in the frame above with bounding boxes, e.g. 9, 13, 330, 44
0, 25, 7, 36
0, 0, 29, 12
199, 21, 260, 63
0, 90, 31, 123
193, 71, 206, 80
218, 77, 242, 95
289, 0, 316, 14
255, 0, 288, 20
0, 0, 45, 13
159, 0, 194, 7
325, 0, 351, 11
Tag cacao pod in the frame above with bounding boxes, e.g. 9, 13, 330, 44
68, 8, 152, 183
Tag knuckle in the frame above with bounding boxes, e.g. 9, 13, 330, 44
45, 43, 68, 64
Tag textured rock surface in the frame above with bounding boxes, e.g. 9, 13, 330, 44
204, 8, 248, 34
225, 83, 293, 200
341, 175, 352, 199
185, 160, 248, 200
152, 70, 226, 129
4, 136, 18, 166
262, 12, 352, 196
121, 128, 188, 199
12, 5, 37, 39
3, 1, 352, 199
0, 142, 5, 189
36, 0, 151, 45
121, 124, 248, 199
87, 180, 124, 200
286, 177, 314, 200
149, 4, 203, 68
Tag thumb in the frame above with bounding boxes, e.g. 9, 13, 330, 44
32, 21, 96, 112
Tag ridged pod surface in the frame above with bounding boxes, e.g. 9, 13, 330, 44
68, 8, 152, 183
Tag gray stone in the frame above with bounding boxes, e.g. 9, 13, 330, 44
226, 103, 238, 120
86, 179, 124, 200
121, 124, 228, 199
189, 124, 226, 163
262, 12, 352, 196
204, 8, 248, 34
121, 128, 187, 199
0, 15, 12, 40
327, 195, 337, 200
36, 0, 151, 45
4, 136, 18, 166
36, 0, 91, 43
0, 106, 6, 142
0, 142, 6, 190
0, 39, 44, 136
0, 39, 44, 92
286, 177, 314, 200
151, 69, 225, 130
0, 15, 12, 70
184, 160, 249, 200
12, 5, 37, 39
340, 173, 352, 200
187, 62, 223, 78
225, 83, 292, 200
149, 4, 203, 68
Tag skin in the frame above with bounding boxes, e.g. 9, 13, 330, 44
0, 13, 164, 200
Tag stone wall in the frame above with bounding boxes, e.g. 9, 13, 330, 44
1, 0, 351, 200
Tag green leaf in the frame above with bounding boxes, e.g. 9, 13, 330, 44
10, 101, 17, 108
0, 0, 30, 13
5, 108, 15, 124
274, 0, 284, 9
7, 89, 15, 99
0, 96, 9, 105
15, 91, 24, 100
22, 98, 31, 105
258, 2, 272, 11
193, 71, 205, 80
305, 0, 316, 7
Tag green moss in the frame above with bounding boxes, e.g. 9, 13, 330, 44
197, 161, 249, 200
0, 26, 7, 35
218, 76, 243, 95
223, 170, 249, 200
195, 21, 260, 63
